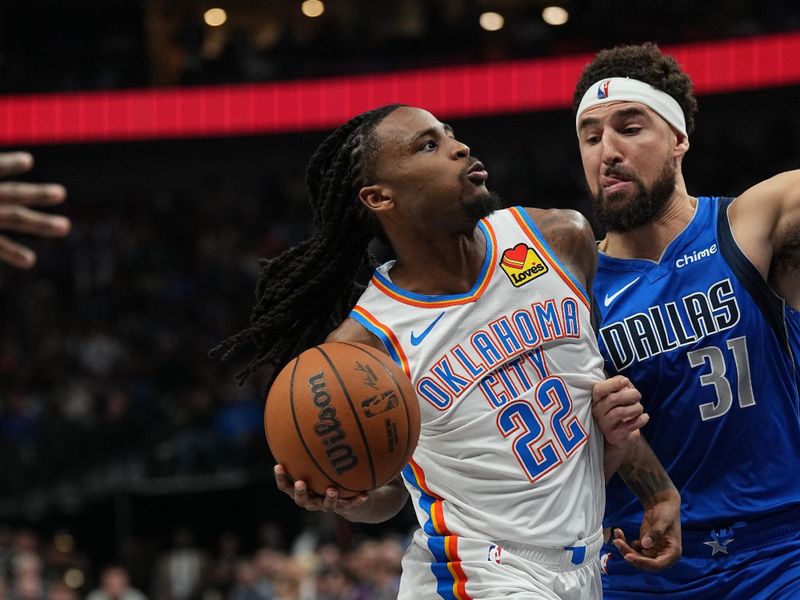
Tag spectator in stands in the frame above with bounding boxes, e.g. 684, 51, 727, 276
251, 548, 282, 599
44, 583, 77, 600
85, 566, 147, 600
204, 532, 243, 598
269, 558, 306, 600
8, 552, 43, 600
314, 565, 356, 600
228, 560, 271, 600
152, 529, 207, 600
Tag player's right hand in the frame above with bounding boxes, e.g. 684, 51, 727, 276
0, 152, 70, 268
592, 375, 649, 447
274, 464, 369, 515
611, 486, 682, 572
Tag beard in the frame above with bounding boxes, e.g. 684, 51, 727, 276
592, 158, 676, 233
463, 189, 502, 223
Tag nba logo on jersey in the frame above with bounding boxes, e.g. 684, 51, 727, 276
597, 80, 611, 99
487, 544, 503, 564
500, 243, 548, 287
600, 552, 612, 574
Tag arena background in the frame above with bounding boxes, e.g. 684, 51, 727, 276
1, 2, 799, 598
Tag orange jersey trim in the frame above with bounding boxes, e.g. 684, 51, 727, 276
370, 221, 498, 308
349, 306, 411, 378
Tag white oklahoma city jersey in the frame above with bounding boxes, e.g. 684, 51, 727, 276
350, 207, 605, 547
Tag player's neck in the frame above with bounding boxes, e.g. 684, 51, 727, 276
388, 226, 486, 295
601, 188, 697, 261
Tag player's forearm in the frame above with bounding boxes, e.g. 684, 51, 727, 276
617, 436, 679, 509
338, 476, 409, 524
603, 440, 630, 483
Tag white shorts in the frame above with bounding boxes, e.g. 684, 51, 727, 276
397, 528, 603, 599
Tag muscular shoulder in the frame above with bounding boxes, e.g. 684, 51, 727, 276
525, 207, 595, 244
728, 170, 800, 305
326, 317, 387, 353
523, 207, 598, 289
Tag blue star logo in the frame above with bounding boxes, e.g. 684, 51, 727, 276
704, 528, 735, 556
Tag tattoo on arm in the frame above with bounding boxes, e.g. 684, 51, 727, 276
618, 440, 675, 505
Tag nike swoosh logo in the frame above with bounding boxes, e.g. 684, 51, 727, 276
410, 312, 445, 346
603, 277, 641, 307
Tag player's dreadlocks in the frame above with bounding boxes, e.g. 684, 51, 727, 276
573, 43, 698, 136
211, 104, 405, 382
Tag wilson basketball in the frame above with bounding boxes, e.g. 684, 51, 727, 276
265, 342, 420, 498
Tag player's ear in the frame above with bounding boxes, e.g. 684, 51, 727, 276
359, 185, 393, 213
673, 130, 690, 158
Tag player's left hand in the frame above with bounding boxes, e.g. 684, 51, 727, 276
613, 488, 682, 572
273, 464, 369, 515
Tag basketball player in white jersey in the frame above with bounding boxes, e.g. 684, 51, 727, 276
214, 105, 681, 598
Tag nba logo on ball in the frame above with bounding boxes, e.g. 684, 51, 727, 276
360, 390, 399, 417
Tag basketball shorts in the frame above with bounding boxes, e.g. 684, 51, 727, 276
601, 508, 800, 599
398, 527, 603, 599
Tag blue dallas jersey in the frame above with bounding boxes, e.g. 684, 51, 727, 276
594, 196, 800, 532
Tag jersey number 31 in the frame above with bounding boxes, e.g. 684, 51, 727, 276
688, 335, 755, 421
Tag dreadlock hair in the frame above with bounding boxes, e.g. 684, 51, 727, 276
573, 43, 698, 136
210, 104, 405, 383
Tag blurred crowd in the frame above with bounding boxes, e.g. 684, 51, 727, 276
0, 523, 406, 600
0, 175, 312, 501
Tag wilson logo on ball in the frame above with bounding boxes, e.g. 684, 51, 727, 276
308, 371, 358, 475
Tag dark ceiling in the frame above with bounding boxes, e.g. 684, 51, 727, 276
2, 0, 799, 94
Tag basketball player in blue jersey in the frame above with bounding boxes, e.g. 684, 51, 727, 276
573, 43, 800, 598
214, 104, 682, 598
0, 151, 69, 268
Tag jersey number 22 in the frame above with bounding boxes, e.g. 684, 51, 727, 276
496, 376, 588, 483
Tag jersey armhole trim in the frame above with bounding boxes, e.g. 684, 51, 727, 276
349, 306, 411, 377
510, 206, 590, 308
716, 196, 790, 353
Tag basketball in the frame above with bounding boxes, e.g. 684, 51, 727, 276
265, 342, 420, 498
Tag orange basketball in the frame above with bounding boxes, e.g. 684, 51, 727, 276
265, 342, 420, 498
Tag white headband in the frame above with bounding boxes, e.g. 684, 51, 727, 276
575, 77, 687, 139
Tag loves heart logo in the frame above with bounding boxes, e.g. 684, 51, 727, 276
500, 243, 548, 287
501, 243, 528, 270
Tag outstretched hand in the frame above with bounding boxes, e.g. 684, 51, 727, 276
274, 464, 369, 516
613, 489, 682, 572
0, 152, 70, 268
